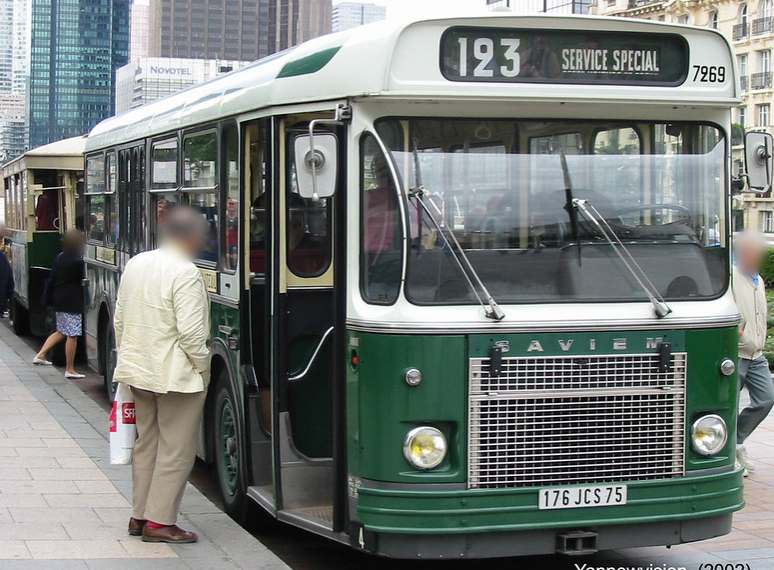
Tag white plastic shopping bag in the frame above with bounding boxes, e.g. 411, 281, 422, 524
109, 383, 136, 465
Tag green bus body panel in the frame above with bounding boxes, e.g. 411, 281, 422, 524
210, 301, 241, 375
288, 336, 332, 458
277, 47, 342, 79
11, 232, 62, 335
349, 326, 741, 533
352, 333, 468, 483
684, 327, 740, 471
356, 469, 744, 534
28, 232, 62, 268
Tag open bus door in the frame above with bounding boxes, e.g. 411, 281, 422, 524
273, 114, 346, 535
242, 114, 347, 536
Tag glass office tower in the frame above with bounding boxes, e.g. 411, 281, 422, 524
28, 0, 130, 149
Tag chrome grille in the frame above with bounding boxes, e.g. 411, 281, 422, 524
468, 353, 686, 489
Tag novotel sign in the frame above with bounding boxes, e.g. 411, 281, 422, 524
148, 66, 193, 76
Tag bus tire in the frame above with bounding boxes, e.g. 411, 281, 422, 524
103, 327, 117, 401
213, 370, 254, 526
10, 298, 30, 336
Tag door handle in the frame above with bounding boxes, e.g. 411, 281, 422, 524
288, 326, 334, 382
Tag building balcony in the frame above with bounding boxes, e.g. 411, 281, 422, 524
741, 75, 749, 92
751, 71, 773, 89
753, 17, 773, 36
734, 23, 750, 41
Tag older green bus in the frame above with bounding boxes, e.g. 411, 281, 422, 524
84, 14, 752, 558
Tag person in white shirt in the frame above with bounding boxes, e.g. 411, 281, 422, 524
113, 206, 211, 543
732, 230, 774, 475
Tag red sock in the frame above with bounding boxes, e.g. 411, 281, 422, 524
145, 521, 166, 529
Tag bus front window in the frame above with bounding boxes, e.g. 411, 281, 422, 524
369, 118, 727, 305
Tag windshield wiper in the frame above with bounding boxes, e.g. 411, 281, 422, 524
572, 198, 671, 319
410, 186, 505, 321
409, 139, 503, 321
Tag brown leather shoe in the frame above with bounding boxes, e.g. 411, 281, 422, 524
128, 518, 146, 536
142, 524, 198, 543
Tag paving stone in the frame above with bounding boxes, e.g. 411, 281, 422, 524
1, 561, 89, 570
118, 538, 178, 559
0, 521, 69, 540
0, 480, 80, 494
44, 493, 130, 508
24, 539, 130, 560
28, 468, 108, 481
0, 494, 48, 508
9, 507, 103, 523
0, 540, 32, 560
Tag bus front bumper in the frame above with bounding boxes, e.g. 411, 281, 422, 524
353, 468, 744, 558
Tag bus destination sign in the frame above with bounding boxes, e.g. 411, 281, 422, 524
441, 28, 690, 86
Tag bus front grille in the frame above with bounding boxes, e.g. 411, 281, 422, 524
468, 353, 686, 489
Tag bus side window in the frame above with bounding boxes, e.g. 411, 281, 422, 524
183, 130, 219, 266
223, 123, 239, 272
286, 131, 331, 278
105, 152, 117, 246
361, 133, 402, 304
151, 139, 179, 190
150, 192, 179, 246
248, 122, 268, 276
150, 138, 180, 248
85, 155, 105, 242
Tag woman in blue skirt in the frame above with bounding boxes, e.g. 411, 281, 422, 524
34, 230, 85, 379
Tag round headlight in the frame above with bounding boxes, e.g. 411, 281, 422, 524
403, 426, 447, 470
720, 359, 736, 377
691, 414, 728, 456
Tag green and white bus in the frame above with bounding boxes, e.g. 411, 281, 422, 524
84, 13, 759, 558
3, 136, 86, 339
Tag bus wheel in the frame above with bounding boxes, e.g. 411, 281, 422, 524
103, 327, 117, 401
10, 298, 30, 336
213, 370, 273, 530
214, 370, 251, 525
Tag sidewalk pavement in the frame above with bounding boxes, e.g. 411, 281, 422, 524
0, 322, 290, 570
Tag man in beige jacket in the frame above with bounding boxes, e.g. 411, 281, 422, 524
113, 206, 211, 543
732, 230, 774, 475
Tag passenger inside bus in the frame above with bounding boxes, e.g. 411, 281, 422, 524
226, 198, 239, 270
35, 191, 58, 231
287, 193, 328, 276
250, 194, 266, 274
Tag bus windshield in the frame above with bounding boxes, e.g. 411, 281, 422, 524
365, 119, 727, 305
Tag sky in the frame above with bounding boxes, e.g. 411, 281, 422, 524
334, 0, 489, 19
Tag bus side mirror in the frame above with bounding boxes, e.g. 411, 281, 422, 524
745, 131, 773, 193
294, 133, 338, 200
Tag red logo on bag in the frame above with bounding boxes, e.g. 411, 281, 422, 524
109, 404, 117, 432
122, 403, 136, 424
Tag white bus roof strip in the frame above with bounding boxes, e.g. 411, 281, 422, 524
86, 14, 738, 152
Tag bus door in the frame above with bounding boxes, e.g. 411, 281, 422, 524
118, 146, 146, 259
244, 120, 275, 506
274, 116, 343, 528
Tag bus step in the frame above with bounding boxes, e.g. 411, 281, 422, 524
555, 530, 598, 555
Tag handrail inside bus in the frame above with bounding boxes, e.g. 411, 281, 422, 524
288, 326, 334, 382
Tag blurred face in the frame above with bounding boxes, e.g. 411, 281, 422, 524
227, 198, 238, 217
182, 231, 206, 258
739, 240, 765, 274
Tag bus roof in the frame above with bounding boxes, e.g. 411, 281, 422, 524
2, 135, 87, 176
86, 13, 737, 151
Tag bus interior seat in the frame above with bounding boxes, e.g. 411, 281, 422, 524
558, 242, 715, 299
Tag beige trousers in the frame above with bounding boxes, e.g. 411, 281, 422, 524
130, 387, 207, 525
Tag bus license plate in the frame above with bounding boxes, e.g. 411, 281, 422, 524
538, 485, 627, 510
